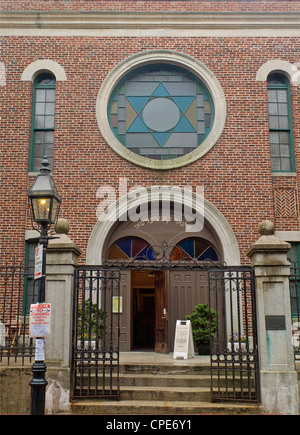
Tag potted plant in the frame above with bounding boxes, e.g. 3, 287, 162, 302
186, 304, 217, 355
77, 299, 107, 348
228, 333, 247, 352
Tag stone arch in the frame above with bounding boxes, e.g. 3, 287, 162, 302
256, 60, 300, 83
86, 186, 240, 266
21, 59, 67, 82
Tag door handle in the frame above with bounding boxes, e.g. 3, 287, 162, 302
162, 308, 168, 320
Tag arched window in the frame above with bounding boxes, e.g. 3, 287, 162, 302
107, 237, 155, 261
171, 238, 218, 261
267, 73, 294, 172
30, 73, 56, 171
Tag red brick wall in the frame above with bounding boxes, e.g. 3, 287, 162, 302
1, 1, 300, 265
1, 0, 300, 13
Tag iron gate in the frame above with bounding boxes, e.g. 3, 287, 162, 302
208, 267, 260, 402
71, 262, 260, 403
71, 267, 121, 400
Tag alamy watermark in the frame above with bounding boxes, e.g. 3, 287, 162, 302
96, 178, 204, 233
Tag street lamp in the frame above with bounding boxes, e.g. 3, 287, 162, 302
27, 156, 61, 415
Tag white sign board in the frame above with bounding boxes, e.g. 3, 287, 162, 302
35, 338, 45, 361
173, 320, 195, 360
34, 244, 43, 280
30, 303, 51, 337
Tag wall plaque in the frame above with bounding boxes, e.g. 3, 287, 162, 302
265, 315, 286, 330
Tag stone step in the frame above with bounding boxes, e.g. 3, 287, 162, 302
70, 399, 261, 415
71, 359, 260, 415
76, 372, 255, 389
119, 363, 210, 375
119, 373, 208, 387
120, 385, 211, 402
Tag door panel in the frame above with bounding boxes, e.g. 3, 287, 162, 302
119, 270, 131, 351
155, 270, 168, 353
168, 270, 209, 351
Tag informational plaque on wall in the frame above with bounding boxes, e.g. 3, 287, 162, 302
173, 320, 195, 360
112, 296, 123, 313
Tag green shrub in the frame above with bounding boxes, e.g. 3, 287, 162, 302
78, 299, 107, 340
186, 304, 217, 345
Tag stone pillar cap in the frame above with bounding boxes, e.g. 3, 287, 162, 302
247, 220, 291, 258
47, 219, 82, 256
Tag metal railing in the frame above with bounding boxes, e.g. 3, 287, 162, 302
208, 267, 260, 403
71, 267, 121, 400
0, 260, 37, 365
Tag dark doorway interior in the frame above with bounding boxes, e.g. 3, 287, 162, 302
133, 288, 155, 349
132, 270, 155, 349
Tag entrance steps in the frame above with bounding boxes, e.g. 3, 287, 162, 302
71, 355, 261, 415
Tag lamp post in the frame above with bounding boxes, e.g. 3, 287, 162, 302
27, 156, 61, 415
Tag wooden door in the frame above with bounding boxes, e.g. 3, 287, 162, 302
155, 271, 168, 353
168, 270, 209, 351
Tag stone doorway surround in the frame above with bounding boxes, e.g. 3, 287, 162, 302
86, 186, 240, 266
86, 187, 240, 352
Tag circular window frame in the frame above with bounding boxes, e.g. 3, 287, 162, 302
96, 50, 226, 170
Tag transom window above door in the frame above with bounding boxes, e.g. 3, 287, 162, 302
106, 236, 218, 265
108, 64, 214, 161
107, 237, 155, 261
172, 238, 218, 261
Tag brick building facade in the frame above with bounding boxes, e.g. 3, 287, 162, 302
1, 0, 300, 352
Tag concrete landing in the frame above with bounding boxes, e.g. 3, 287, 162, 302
120, 351, 210, 366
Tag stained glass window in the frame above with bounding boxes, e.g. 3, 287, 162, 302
107, 237, 155, 261
171, 238, 218, 261
108, 65, 214, 160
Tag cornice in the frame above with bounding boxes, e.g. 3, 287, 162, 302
1, 11, 300, 36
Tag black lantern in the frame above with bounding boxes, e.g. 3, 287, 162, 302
28, 156, 61, 228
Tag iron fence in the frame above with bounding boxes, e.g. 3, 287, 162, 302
71, 266, 121, 400
289, 265, 300, 360
0, 259, 37, 365
208, 267, 260, 402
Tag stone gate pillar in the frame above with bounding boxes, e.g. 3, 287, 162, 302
247, 220, 299, 415
43, 220, 81, 413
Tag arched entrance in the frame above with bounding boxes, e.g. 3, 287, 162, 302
74, 191, 260, 401
86, 187, 240, 352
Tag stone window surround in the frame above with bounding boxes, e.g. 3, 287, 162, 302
21, 59, 67, 175
96, 50, 226, 170
256, 60, 300, 177
21, 59, 67, 83
256, 60, 300, 84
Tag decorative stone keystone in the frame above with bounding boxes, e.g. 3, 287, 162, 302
247, 220, 299, 415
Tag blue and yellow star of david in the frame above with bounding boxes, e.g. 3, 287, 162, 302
109, 66, 213, 160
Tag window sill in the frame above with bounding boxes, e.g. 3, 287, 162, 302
271, 172, 296, 177
28, 171, 54, 176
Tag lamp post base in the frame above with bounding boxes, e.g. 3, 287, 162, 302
29, 361, 48, 415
